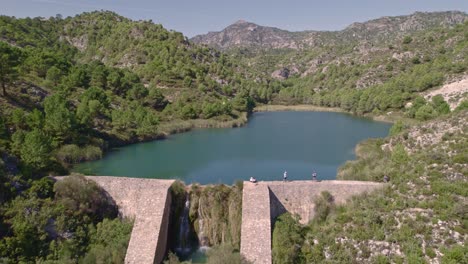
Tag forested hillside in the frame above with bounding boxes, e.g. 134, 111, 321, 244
0, 11, 260, 263
262, 21, 468, 112
193, 12, 468, 116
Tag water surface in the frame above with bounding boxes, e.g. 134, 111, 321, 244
75, 112, 391, 184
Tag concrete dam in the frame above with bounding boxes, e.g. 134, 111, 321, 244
77, 176, 383, 264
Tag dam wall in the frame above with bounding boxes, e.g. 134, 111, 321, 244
65, 176, 175, 264
267, 180, 384, 224
240, 180, 384, 263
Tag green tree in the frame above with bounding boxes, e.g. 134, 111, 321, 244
46, 66, 62, 86
181, 104, 198, 120
0, 42, 22, 96
44, 94, 74, 144
415, 104, 436, 121
26, 109, 44, 130
272, 213, 304, 264
431, 95, 450, 115
20, 129, 52, 170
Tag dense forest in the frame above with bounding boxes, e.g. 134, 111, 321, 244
0, 10, 467, 263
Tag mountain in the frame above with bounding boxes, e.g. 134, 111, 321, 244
191, 11, 468, 50
191, 19, 308, 50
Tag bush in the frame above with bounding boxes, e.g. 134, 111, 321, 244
454, 100, 468, 112
389, 120, 405, 136
272, 213, 303, 264
403, 36, 413, 44
54, 175, 117, 222
314, 191, 335, 222
441, 245, 467, 264
431, 95, 450, 115
206, 244, 246, 264
415, 105, 436, 121
56, 144, 102, 164
82, 218, 133, 264
391, 143, 409, 165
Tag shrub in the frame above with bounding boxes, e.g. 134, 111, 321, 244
441, 245, 467, 264
272, 213, 303, 264
314, 191, 335, 222
431, 95, 450, 115
391, 143, 409, 165
56, 144, 102, 164
403, 36, 413, 44
389, 120, 405, 136
206, 244, 246, 264
415, 105, 436, 121
54, 175, 117, 222
83, 218, 133, 264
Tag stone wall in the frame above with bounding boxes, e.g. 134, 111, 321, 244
268, 180, 384, 224
62, 176, 175, 264
240, 180, 384, 263
240, 183, 272, 264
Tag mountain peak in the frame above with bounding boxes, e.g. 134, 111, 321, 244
191, 11, 468, 51
234, 19, 249, 25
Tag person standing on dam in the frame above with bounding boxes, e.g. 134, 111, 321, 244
283, 171, 288, 182
312, 171, 317, 181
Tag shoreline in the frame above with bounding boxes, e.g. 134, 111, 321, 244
254, 104, 345, 113
254, 104, 399, 124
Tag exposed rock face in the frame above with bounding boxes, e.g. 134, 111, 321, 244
191, 11, 467, 50
271, 68, 290, 80
191, 20, 303, 50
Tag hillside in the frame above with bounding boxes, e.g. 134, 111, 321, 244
0, 11, 264, 145
192, 11, 467, 50
197, 12, 468, 120
0, 12, 260, 262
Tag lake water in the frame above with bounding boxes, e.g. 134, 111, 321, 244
74, 111, 391, 184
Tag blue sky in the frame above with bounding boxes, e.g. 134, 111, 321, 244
1, 0, 467, 37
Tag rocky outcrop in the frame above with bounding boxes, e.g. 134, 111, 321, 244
271, 68, 290, 80
191, 20, 302, 50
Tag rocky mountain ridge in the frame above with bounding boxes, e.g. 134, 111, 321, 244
191, 11, 468, 50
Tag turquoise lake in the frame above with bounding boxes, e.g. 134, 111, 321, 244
74, 111, 391, 184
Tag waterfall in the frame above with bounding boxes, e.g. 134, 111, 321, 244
176, 193, 191, 255
197, 200, 209, 250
